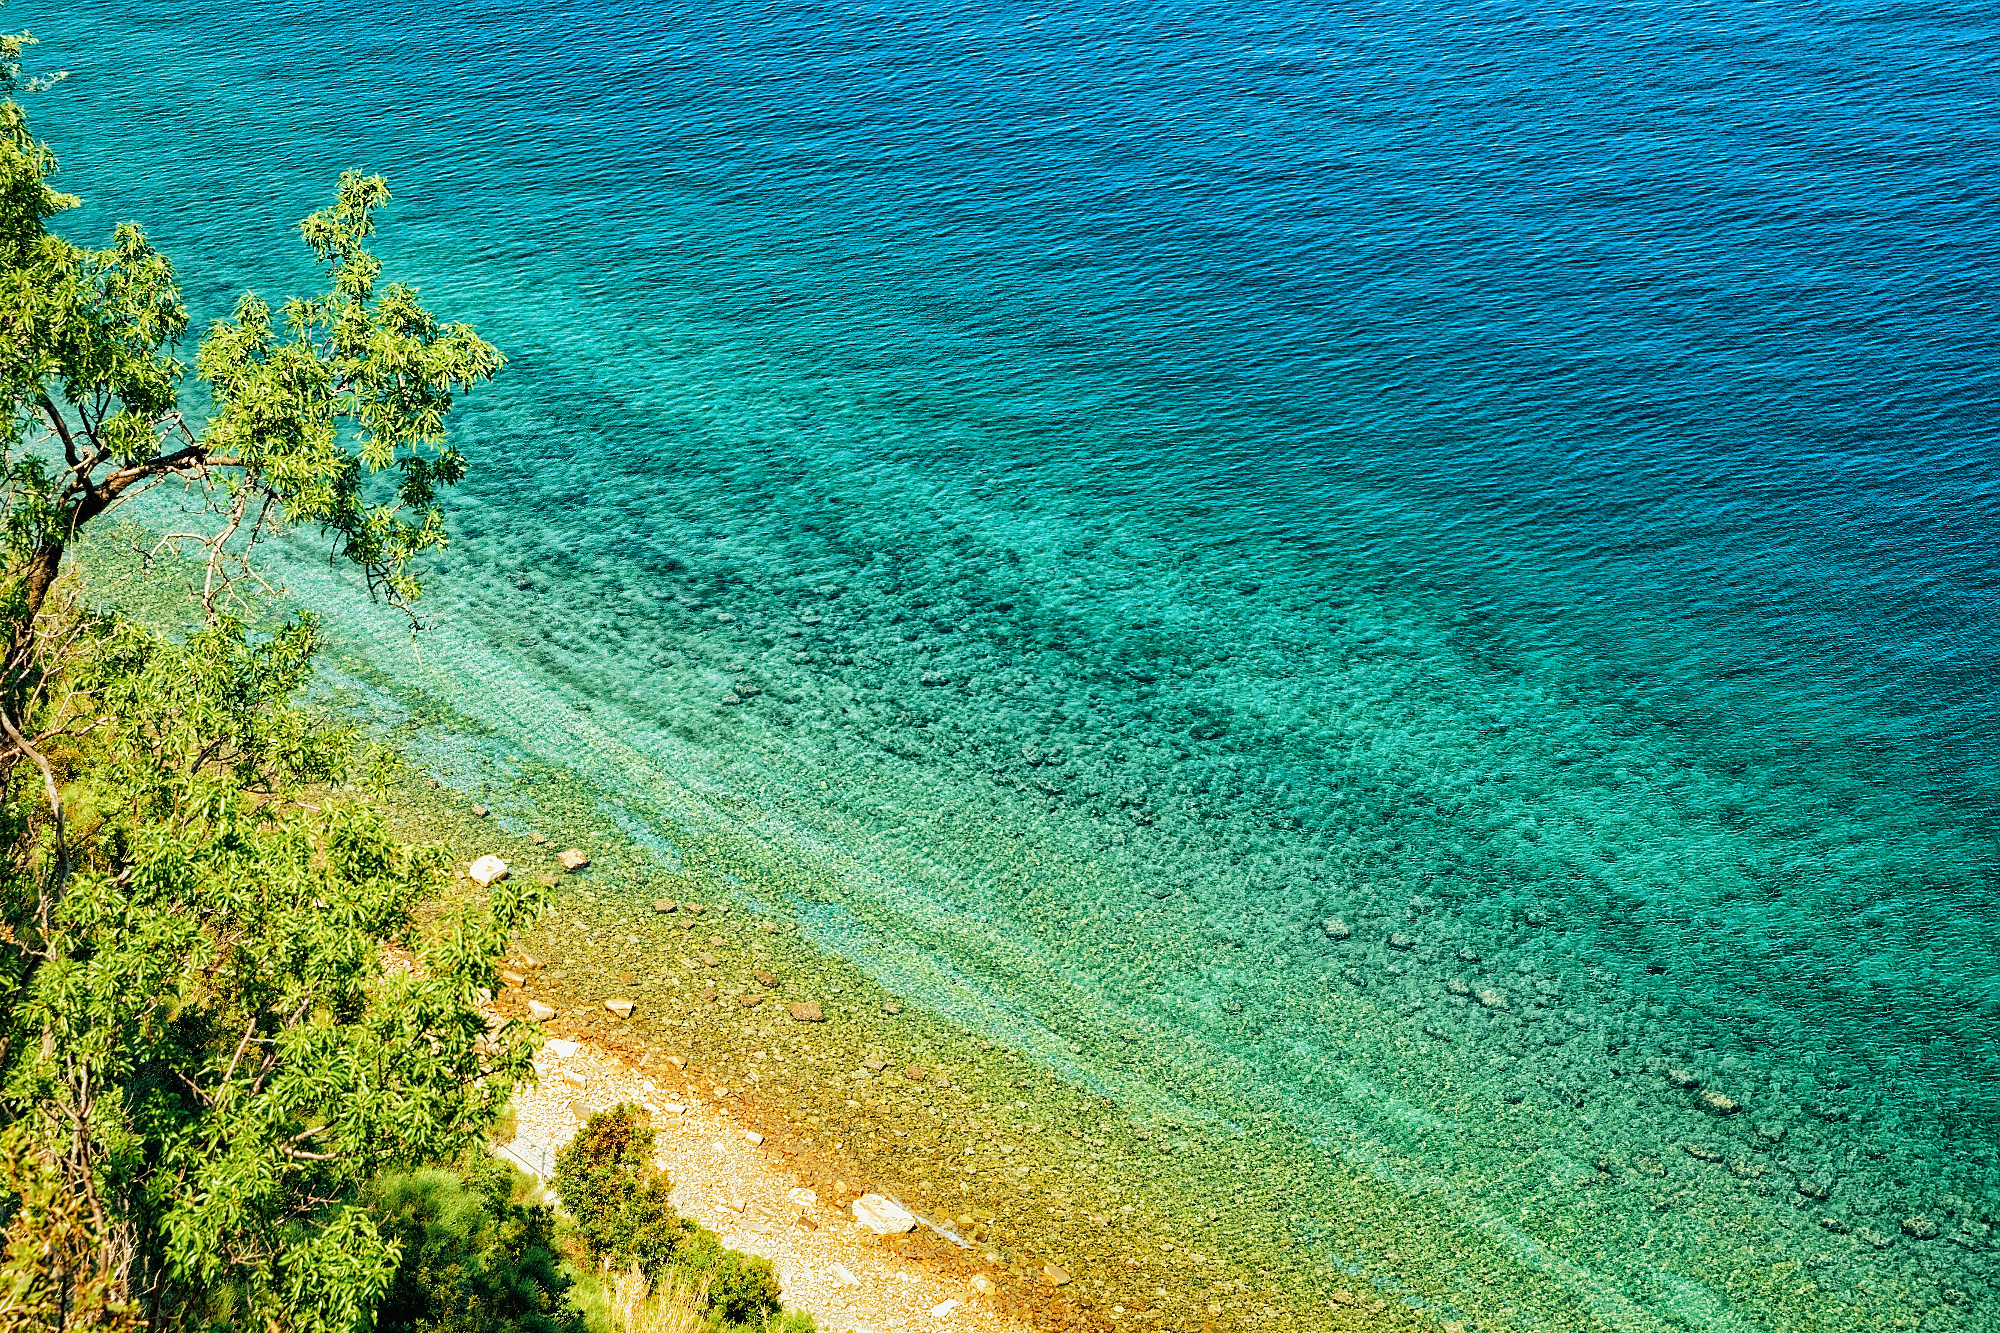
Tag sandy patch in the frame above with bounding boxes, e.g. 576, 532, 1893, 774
502, 1038, 1041, 1333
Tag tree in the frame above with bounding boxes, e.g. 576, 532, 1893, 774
0, 33, 537, 1331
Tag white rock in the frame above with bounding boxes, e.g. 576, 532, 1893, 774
468, 855, 510, 887
932, 1299, 960, 1319
831, 1264, 861, 1287
744, 1130, 764, 1145
662, 1102, 687, 1115
527, 1000, 556, 1022
560, 1070, 587, 1088
852, 1193, 917, 1235
604, 997, 635, 1019
546, 1039, 580, 1058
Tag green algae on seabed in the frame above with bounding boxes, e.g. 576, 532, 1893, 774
357, 711, 1942, 1333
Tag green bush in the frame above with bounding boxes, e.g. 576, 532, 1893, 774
551, 1106, 787, 1329
370, 1156, 584, 1333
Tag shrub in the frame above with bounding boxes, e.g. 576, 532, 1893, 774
551, 1106, 787, 1329
370, 1156, 583, 1333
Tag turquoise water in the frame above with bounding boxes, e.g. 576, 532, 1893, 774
23, 0, 2000, 1323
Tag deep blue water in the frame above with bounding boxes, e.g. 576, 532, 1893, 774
21, 0, 2000, 1324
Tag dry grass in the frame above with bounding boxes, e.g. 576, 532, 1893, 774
609, 1267, 710, 1333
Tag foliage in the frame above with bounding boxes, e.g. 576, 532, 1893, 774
0, 33, 531, 1333
0, 606, 546, 1331
370, 1155, 582, 1333
552, 1106, 788, 1330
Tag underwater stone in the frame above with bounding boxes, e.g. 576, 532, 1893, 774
1697, 1088, 1741, 1115
1387, 932, 1416, 950
1456, 947, 1481, 963
1446, 978, 1471, 997
1322, 918, 1351, 940
1475, 988, 1511, 1012
1902, 1215, 1940, 1240
653, 899, 678, 913
754, 970, 780, 988
472, 805, 490, 818
788, 1001, 825, 1022
1855, 1226, 1895, 1250
1666, 1068, 1700, 1089
559, 848, 590, 872
530, 832, 549, 845
1039, 1262, 1072, 1286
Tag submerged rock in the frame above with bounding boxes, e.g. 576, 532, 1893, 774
788, 1001, 825, 1022
1322, 918, 1351, 940
559, 848, 590, 872
1903, 1215, 1940, 1240
853, 1194, 916, 1234
1696, 1088, 1741, 1115
1475, 987, 1510, 1011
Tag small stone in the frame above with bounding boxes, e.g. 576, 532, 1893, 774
700, 952, 721, 967
853, 1194, 917, 1234
970, 1275, 993, 1294
560, 1070, 587, 1088
1444, 978, 1472, 997
744, 1130, 765, 1146
654, 898, 677, 913
1666, 1068, 1700, 1089
1683, 1143, 1722, 1162
1456, 947, 1482, 963
1795, 1177, 1832, 1201
736, 994, 763, 1008
604, 998, 635, 1019
1474, 987, 1510, 1011
685, 903, 706, 915
662, 1101, 687, 1115
529, 832, 549, 845
1342, 967, 1365, 988
905, 1064, 927, 1080
499, 969, 526, 988
546, 1039, 580, 1057
932, 1298, 960, 1319
1855, 1226, 1895, 1250
1387, 932, 1416, 950
1322, 918, 1350, 940
468, 855, 510, 887
920, 671, 949, 686
831, 1264, 861, 1287
883, 1001, 904, 1015
788, 1001, 824, 1022
559, 848, 590, 872
527, 1000, 556, 1022
1697, 1088, 1741, 1115
1902, 1215, 1940, 1240
696, 988, 717, 1003
471, 805, 490, 818
754, 970, 780, 988
1039, 1263, 1072, 1287
720, 693, 742, 706
665, 1054, 686, 1070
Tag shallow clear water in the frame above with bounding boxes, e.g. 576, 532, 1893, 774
24, 0, 2000, 1323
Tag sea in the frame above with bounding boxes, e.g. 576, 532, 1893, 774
19, 0, 1998, 1327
